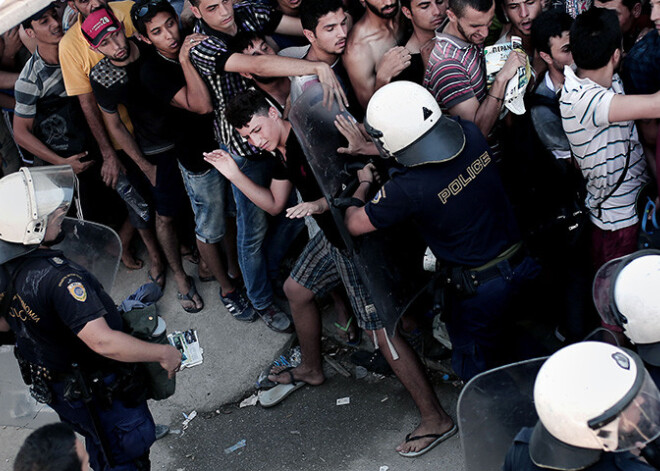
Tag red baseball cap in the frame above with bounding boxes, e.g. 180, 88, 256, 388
81, 8, 122, 48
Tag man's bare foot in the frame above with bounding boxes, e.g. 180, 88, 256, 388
122, 251, 143, 270
396, 417, 456, 456
268, 365, 325, 386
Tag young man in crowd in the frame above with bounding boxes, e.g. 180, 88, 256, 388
13, 5, 93, 175
205, 89, 456, 458
400, 0, 447, 84
85, 7, 204, 313
423, 0, 526, 138
132, 0, 254, 319
59, 0, 131, 190
495, 0, 542, 61
231, 31, 291, 111
559, 8, 660, 269
343, 0, 408, 109
14, 423, 89, 471
594, 0, 650, 51
529, 8, 573, 160
621, 0, 660, 180
280, 0, 361, 114
12, 4, 126, 228
187, 0, 348, 332
59, 0, 165, 278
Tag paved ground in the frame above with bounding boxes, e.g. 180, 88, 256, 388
0, 257, 468, 470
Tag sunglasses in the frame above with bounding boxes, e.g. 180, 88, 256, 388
133, 0, 169, 20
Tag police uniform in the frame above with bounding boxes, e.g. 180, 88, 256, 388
363, 118, 540, 380
504, 428, 655, 471
1, 248, 155, 471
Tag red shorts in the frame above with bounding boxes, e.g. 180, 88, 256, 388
590, 223, 639, 270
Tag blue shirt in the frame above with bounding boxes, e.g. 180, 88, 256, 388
621, 30, 660, 95
364, 118, 519, 267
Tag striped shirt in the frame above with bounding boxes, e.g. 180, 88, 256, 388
189, 1, 281, 157
14, 50, 65, 119
560, 67, 649, 230
423, 32, 486, 112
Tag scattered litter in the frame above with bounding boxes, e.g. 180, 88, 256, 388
320, 457, 327, 463
324, 355, 351, 377
224, 439, 246, 454
215, 409, 220, 414
169, 429, 182, 435
336, 397, 350, 406
381, 396, 388, 403
290, 430, 301, 435
380, 466, 389, 471
355, 366, 368, 379
181, 410, 197, 430
239, 394, 258, 408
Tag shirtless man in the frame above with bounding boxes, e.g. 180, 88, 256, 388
343, 0, 408, 109
400, 0, 447, 83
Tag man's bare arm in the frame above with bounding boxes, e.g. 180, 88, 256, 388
204, 148, 293, 215
343, 43, 377, 109
274, 14, 304, 36
78, 93, 123, 188
171, 33, 213, 113
609, 92, 660, 123
13, 116, 93, 173
102, 110, 156, 186
224, 53, 347, 107
0, 70, 18, 89
448, 52, 525, 137
78, 317, 182, 378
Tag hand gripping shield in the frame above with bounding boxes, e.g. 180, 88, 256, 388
288, 83, 430, 335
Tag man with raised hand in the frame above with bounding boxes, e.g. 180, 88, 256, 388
423, 0, 526, 137
187, 0, 347, 333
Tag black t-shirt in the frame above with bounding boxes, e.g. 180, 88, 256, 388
90, 39, 174, 155
140, 52, 216, 173
394, 53, 425, 86
271, 130, 345, 248
365, 118, 519, 267
1, 250, 123, 373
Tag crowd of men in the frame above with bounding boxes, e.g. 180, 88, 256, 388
1, 0, 660, 466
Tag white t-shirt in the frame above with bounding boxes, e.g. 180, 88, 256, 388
560, 67, 649, 230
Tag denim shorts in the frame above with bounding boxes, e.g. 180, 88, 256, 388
179, 163, 227, 244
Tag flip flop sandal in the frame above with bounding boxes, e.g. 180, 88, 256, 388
177, 276, 204, 313
148, 270, 166, 289
398, 424, 458, 458
334, 317, 361, 347
258, 369, 306, 408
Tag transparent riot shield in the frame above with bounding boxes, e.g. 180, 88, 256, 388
53, 217, 121, 292
288, 83, 430, 335
458, 358, 546, 471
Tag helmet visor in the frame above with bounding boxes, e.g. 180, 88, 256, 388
593, 256, 627, 327
25, 166, 75, 220
589, 369, 660, 452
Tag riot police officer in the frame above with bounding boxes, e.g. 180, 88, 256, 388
504, 342, 660, 470
343, 81, 540, 380
0, 166, 181, 471
593, 249, 660, 369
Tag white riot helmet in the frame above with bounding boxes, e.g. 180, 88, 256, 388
593, 250, 660, 366
0, 166, 74, 263
530, 342, 660, 470
364, 81, 466, 167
